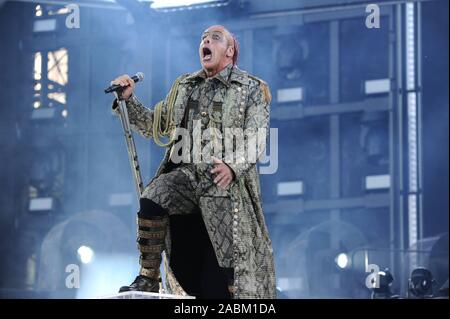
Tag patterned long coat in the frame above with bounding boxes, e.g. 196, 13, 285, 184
118, 65, 276, 299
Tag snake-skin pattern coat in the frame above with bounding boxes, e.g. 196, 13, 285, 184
115, 65, 276, 299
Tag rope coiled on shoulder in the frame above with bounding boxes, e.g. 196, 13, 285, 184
152, 76, 184, 147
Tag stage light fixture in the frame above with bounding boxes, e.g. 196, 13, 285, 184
335, 253, 349, 269
370, 268, 398, 299
408, 268, 435, 298
77, 245, 94, 264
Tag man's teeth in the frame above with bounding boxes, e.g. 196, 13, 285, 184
203, 54, 212, 61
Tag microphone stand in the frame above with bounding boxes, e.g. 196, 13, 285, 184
113, 90, 166, 294
113, 91, 144, 198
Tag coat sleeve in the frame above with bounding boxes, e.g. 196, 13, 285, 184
111, 74, 188, 139
225, 79, 271, 180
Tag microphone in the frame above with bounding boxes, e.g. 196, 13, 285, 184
104, 72, 144, 94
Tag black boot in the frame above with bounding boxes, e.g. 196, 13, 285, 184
119, 275, 159, 293
119, 216, 168, 293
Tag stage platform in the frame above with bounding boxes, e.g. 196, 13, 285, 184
97, 291, 195, 299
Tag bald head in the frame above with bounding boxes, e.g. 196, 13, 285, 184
205, 25, 232, 44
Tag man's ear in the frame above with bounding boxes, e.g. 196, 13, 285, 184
226, 46, 234, 59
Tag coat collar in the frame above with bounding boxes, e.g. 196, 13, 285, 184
181, 64, 249, 87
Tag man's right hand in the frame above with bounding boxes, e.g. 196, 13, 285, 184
110, 74, 135, 101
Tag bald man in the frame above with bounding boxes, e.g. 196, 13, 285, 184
111, 25, 276, 299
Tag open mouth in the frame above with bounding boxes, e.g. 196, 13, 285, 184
202, 47, 212, 62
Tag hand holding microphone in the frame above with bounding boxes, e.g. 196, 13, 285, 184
106, 72, 144, 100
